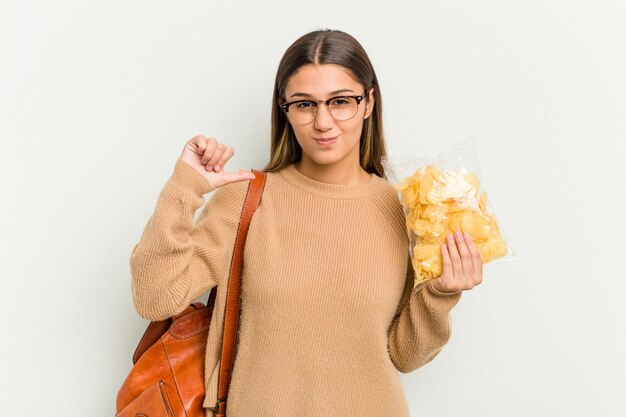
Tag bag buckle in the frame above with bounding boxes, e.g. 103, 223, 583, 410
210, 396, 227, 413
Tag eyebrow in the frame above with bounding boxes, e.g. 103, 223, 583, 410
289, 89, 355, 99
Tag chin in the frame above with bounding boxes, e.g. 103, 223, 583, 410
306, 153, 344, 167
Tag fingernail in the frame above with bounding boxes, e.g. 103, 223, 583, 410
455, 231, 461, 238
207, 165, 213, 171
214, 165, 221, 171
464, 232, 471, 240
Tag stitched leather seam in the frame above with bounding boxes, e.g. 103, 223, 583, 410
170, 308, 211, 339
170, 324, 210, 340
161, 339, 190, 417
159, 380, 176, 417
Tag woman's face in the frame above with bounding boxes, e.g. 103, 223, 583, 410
283, 63, 374, 170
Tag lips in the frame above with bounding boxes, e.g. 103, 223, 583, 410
314, 136, 338, 146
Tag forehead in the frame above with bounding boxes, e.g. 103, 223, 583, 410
285, 64, 360, 98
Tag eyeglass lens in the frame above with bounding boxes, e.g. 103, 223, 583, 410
289, 97, 359, 124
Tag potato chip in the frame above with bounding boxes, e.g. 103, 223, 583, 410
423, 204, 448, 223
412, 241, 443, 282
392, 163, 510, 285
460, 211, 491, 241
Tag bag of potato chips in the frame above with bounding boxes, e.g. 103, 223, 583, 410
382, 132, 517, 287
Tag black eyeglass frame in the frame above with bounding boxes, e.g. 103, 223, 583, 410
279, 89, 369, 123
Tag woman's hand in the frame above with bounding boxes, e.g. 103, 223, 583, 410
179, 134, 256, 189
431, 231, 484, 293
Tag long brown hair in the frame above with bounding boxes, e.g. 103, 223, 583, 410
263, 29, 387, 178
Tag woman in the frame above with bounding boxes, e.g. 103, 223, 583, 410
130, 29, 483, 417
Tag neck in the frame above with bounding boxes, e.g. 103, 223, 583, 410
294, 156, 371, 185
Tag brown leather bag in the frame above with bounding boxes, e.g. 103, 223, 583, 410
116, 170, 267, 417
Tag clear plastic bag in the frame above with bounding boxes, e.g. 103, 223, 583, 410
382, 132, 517, 287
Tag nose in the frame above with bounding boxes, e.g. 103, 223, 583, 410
313, 103, 334, 131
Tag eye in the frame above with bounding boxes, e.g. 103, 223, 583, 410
295, 101, 315, 109
330, 97, 350, 106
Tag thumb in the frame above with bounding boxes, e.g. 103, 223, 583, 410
220, 169, 256, 184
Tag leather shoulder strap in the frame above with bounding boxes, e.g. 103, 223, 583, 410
214, 169, 266, 416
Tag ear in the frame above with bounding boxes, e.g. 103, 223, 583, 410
364, 87, 375, 120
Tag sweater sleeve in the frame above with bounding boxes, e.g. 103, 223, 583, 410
387, 257, 462, 373
129, 159, 249, 321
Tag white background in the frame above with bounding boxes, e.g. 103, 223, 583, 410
2, 1, 625, 416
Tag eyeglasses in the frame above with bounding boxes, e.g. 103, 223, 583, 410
280, 90, 368, 125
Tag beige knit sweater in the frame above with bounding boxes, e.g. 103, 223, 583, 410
130, 158, 462, 417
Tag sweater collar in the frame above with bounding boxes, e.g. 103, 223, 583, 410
278, 163, 383, 199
